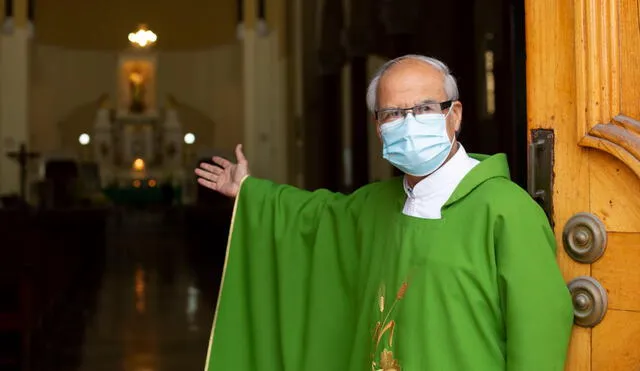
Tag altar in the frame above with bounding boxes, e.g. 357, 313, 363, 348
88, 27, 193, 206
25, 26, 224, 209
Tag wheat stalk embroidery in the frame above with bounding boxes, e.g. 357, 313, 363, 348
371, 281, 410, 371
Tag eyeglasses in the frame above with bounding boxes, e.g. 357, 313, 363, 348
375, 100, 454, 124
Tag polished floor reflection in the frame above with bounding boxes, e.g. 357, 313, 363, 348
73, 211, 217, 371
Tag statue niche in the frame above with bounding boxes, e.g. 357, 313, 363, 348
118, 57, 156, 116
128, 71, 146, 113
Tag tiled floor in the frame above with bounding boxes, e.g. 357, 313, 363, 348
69, 212, 218, 371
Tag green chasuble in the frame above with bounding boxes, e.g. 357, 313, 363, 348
204, 154, 574, 371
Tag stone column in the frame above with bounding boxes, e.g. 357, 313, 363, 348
162, 98, 183, 170
0, 0, 30, 196
241, 0, 288, 184
93, 97, 114, 187
266, 0, 288, 185
241, 0, 260, 175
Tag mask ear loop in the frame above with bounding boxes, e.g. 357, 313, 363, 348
418, 102, 458, 177
444, 102, 456, 142
442, 102, 458, 159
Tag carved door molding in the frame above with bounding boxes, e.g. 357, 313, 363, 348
573, 0, 640, 178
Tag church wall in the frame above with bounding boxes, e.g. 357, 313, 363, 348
34, 0, 236, 51
157, 44, 244, 155
29, 43, 244, 157
30, 45, 117, 154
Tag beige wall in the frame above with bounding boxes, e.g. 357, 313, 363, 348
30, 43, 244, 156
30, 45, 117, 153
158, 44, 244, 152
34, 0, 236, 50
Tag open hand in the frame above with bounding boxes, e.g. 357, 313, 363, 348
195, 144, 249, 198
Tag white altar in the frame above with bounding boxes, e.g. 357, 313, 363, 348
88, 32, 193, 201
34, 27, 218, 205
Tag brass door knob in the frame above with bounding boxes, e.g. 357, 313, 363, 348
563, 212, 607, 263
567, 276, 608, 328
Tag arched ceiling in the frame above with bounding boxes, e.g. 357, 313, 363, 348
34, 0, 237, 50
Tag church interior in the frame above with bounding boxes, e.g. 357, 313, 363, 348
0, 0, 527, 369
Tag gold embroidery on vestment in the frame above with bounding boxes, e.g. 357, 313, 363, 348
371, 280, 410, 371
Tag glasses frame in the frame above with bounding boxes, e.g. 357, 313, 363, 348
375, 100, 454, 123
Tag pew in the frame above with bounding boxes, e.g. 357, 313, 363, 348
0, 208, 41, 371
35, 208, 107, 370
0, 206, 107, 371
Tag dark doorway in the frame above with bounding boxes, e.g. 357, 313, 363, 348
319, 0, 528, 189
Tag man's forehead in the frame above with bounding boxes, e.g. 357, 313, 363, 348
384, 59, 443, 79
377, 62, 447, 107
380, 62, 445, 91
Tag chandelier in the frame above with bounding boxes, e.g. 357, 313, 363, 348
128, 26, 157, 48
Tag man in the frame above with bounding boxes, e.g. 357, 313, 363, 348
195, 55, 574, 371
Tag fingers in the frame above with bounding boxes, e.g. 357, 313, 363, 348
201, 145, 246, 169
235, 144, 247, 164
197, 177, 217, 190
194, 168, 214, 181
198, 162, 223, 175
194, 167, 224, 188
212, 156, 232, 169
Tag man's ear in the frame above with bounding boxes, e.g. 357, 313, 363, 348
452, 101, 463, 133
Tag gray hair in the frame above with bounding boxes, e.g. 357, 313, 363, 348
366, 55, 459, 113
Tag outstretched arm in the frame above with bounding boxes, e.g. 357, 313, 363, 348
194, 143, 346, 228
200, 146, 365, 371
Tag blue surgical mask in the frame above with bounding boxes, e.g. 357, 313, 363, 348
380, 110, 454, 176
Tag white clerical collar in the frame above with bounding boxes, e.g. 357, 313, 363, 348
403, 144, 478, 199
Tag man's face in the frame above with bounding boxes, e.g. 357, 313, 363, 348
375, 60, 462, 141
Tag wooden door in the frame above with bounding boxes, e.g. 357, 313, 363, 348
526, 0, 640, 370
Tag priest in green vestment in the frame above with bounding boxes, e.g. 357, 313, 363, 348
195, 55, 574, 371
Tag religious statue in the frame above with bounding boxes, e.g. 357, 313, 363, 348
129, 71, 146, 113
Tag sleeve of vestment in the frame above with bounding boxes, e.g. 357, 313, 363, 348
204, 176, 368, 371
494, 191, 574, 371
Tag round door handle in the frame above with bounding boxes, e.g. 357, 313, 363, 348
563, 212, 607, 263
567, 276, 608, 328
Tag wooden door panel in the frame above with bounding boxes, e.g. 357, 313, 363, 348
590, 151, 640, 233
592, 233, 640, 311
526, 1, 593, 368
564, 327, 591, 371
592, 310, 640, 371
526, 0, 640, 369
620, 0, 640, 114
